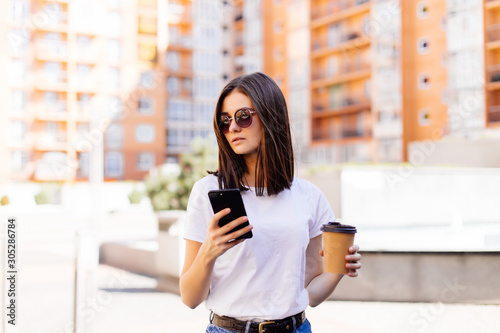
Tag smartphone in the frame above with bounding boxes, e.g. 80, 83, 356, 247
208, 189, 253, 240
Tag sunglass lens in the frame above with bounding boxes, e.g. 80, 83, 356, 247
236, 109, 252, 128
219, 116, 230, 133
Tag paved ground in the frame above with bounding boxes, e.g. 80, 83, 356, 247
2, 212, 500, 333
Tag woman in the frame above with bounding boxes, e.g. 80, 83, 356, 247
180, 72, 361, 333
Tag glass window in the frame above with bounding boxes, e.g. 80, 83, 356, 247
105, 152, 123, 178
9, 59, 27, 85
10, 121, 27, 143
418, 108, 431, 126
417, 37, 430, 54
167, 77, 180, 96
108, 68, 120, 90
417, 1, 429, 19
138, 97, 155, 115
105, 123, 123, 148
78, 152, 89, 177
108, 40, 121, 62
77, 65, 92, 86
11, 151, 28, 172
418, 73, 430, 89
166, 52, 180, 71
135, 124, 155, 143
137, 152, 155, 171
77, 35, 91, 50
139, 71, 155, 89
78, 94, 92, 109
274, 20, 282, 34
10, 90, 26, 112
107, 96, 124, 119
8, 29, 30, 55
11, 1, 29, 23
107, 12, 121, 35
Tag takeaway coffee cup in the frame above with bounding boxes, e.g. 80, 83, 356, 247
321, 222, 357, 274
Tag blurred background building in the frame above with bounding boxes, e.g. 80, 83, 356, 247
0, 0, 499, 185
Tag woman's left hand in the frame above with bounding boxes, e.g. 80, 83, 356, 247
345, 245, 361, 277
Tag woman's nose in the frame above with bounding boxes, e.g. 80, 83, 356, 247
228, 117, 241, 132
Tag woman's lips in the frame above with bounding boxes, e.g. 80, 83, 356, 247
232, 137, 245, 143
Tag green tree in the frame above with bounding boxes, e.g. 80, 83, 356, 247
145, 137, 217, 211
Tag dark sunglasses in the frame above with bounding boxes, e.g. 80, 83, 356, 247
218, 107, 256, 134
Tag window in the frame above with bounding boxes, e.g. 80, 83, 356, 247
43, 62, 63, 83
10, 121, 27, 143
137, 152, 155, 171
274, 47, 283, 61
9, 59, 26, 85
8, 29, 30, 55
107, 12, 121, 35
77, 65, 92, 86
78, 152, 89, 177
108, 68, 120, 90
107, 96, 124, 119
138, 97, 155, 115
105, 123, 123, 148
11, 1, 29, 23
78, 94, 92, 109
105, 152, 123, 178
167, 100, 192, 121
167, 77, 180, 96
77, 35, 91, 50
417, 37, 430, 54
139, 71, 155, 89
418, 108, 431, 126
417, 1, 429, 19
418, 73, 430, 89
327, 23, 341, 48
11, 151, 28, 172
274, 20, 282, 34
10, 90, 26, 112
135, 124, 155, 143
166, 52, 180, 71
108, 40, 121, 63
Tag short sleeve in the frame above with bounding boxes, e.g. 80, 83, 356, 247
308, 184, 335, 239
183, 178, 215, 243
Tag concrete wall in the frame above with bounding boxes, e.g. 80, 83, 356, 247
330, 251, 500, 303
408, 138, 500, 168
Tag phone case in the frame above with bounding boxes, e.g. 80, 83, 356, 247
208, 189, 253, 240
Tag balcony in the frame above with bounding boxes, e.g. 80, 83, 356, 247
488, 105, 500, 123
167, 4, 192, 25
312, 31, 370, 58
311, 0, 370, 26
34, 40, 68, 60
34, 102, 68, 121
35, 70, 68, 91
486, 64, 500, 90
34, 132, 67, 151
312, 62, 371, 87
486, 24, 500, 49
34, 153, 73, 181
168, 36, 193, 51
312, 95, 371, 117
35, 11, 69, 32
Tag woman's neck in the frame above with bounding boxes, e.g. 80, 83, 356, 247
244, 154, 257, 187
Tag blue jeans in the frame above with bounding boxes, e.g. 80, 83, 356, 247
205, 319, 312, 333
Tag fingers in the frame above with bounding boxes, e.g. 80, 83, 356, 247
348, 244, 360, 253
209, 208, 231, 229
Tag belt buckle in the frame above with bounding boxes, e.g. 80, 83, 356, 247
258, 321, 275, 333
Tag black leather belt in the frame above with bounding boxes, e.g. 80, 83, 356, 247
212, 311, 306, 333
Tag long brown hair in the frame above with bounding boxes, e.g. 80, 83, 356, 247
210, 72, 294, 196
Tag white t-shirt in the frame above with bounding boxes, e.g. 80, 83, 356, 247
183, 174, 335, 320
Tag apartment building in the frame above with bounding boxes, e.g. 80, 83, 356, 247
164, 0, 224, 160
484, 0, 500, 126
1, 0, 167, 183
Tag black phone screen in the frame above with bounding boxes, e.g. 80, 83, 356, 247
208, 189, 253, 240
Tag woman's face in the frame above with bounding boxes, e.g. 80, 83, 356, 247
221, 91, 263, 157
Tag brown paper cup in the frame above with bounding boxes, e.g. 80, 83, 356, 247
321, 222, 357, 274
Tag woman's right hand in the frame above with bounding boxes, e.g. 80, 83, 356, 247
201, 208, 253, 262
